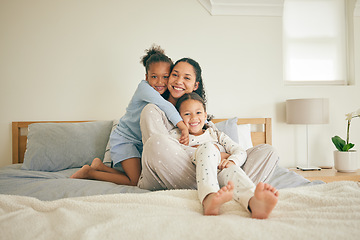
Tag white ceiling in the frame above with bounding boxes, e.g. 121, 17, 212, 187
198, 0, 360, 17
197, 0, 284, 16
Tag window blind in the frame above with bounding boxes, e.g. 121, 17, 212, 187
283, 0, 348, 85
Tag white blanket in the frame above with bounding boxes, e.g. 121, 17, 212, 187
1, 181, 360, 240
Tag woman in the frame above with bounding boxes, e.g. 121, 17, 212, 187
137, 58, 279, 191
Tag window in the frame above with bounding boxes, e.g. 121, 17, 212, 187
283, 0, 355, 85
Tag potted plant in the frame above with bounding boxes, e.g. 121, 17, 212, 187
332, 109, 359, 172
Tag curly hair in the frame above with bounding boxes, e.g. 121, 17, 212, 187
140, 44, 173, 73
173, 58, 207, 105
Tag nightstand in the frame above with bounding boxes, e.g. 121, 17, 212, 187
289, 168, 360, 183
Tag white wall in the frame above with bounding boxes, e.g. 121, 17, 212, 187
1, 0, 359, 168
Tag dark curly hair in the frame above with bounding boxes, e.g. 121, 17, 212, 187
172, 58, 207, 105
140, 44, 173, 74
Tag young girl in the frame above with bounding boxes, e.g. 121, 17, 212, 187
174, 92, 279, 219
71, 45, 189, 185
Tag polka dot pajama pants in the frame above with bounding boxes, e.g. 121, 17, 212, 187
194, 142, 255, 210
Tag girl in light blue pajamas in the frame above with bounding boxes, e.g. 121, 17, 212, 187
71, 45, 189, 185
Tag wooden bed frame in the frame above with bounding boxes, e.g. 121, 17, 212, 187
12, 118, 272, 164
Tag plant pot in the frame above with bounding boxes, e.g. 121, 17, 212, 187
333, 150, 358, 172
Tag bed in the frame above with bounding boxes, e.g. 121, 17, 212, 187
1, 118, 359, 240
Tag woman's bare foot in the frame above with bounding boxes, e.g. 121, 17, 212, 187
248, 182, 279, 219
90, 158, 103, 170
203, 181, 234, 215
70, 165, 92, 179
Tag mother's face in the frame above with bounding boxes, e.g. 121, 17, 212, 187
168, 62, 199, 100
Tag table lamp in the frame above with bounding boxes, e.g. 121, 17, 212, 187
286, 98, 329, 171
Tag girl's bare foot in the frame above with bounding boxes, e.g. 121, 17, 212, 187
248, 182, 279, 219
203, 181, 234, 215
70, 165, 92, 179
90, 158, 103, 170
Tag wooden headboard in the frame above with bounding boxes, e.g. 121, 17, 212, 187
211, 118, 272, 146
12, 118, 272, 164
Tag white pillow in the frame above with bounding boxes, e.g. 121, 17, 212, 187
237, 124, 253, 150
214, 118, 253, 150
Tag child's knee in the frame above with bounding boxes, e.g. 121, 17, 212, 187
197, 142, 218, 152
195, 142, 220, 161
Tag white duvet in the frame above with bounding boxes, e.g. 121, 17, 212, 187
1, 181, 360, 240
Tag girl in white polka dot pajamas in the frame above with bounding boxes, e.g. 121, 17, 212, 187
173, 92, 279, 218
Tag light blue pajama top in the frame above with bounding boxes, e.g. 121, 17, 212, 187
114, 80, 182, 144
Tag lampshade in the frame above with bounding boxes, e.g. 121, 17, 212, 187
286, 98, 329, 124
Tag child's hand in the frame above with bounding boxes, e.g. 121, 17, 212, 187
176, 121, 189, 145
220, 152, 230, 160
179, 129, 189, 145
218, 158, 235, 171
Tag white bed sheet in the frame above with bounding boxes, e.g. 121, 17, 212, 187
1, 181, 359, 240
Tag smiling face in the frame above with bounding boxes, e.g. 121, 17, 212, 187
167, 62, 199, 104
145, 62, 171, 95
179, 99, 207, 136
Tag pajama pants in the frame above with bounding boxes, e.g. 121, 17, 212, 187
138, 104, 279, 195
194, 142, 255, 210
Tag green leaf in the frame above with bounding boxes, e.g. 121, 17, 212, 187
332, 136, 346, 151
343, 143, 355, 151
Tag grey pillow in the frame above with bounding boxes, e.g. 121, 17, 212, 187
214, 117, 239, 143
22, 121, 113, 172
